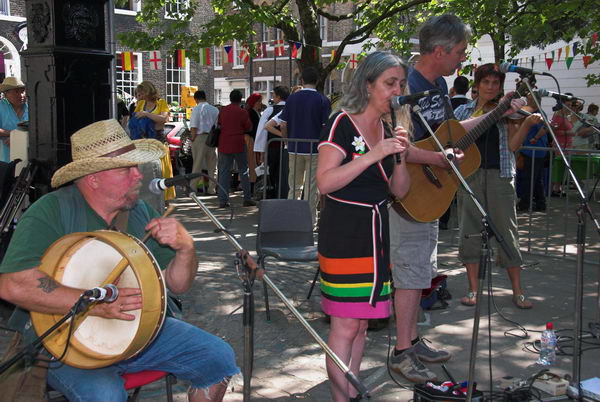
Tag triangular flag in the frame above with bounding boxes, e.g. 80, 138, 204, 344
573, 42, 579, 56
592, 32, 598, 47
545, 53, 553, 70
175, 49, 186, 68
199, 48, 211, 66
330, 49, 336, 62
274, 39, 285, 57
121, 51, 134, 71
224, 45, 234, 63
349, 53, 358, 69
566, 56, 574, 69
565, 45, 570, 58
583, 55, 592, 68
148, 50, 162, 70
558, 48, 562, 61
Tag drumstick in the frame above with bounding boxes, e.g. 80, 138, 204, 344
102, 205, 176, 287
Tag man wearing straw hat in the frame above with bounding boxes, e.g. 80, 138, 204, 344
0, 77, 29, 163
0, 119, 239, 401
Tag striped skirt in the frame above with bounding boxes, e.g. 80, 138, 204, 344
318, 196, 391, 319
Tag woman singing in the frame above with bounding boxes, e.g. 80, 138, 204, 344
317, 51, 411, 401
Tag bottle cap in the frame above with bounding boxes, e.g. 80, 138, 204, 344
546, 322, 553, 330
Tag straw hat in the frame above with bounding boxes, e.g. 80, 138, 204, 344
0, 76, 25, 92
51, 119, 164, 188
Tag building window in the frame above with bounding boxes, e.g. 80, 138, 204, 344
166, 56, 187, 106
260, 23, 269, 43
115, 51, 141, 105
319, 15, 327, 42
252, 81, 269, 101
214, 88, 222, 105
0, 0, 9, 16
165, 0, 189, 18
234, 40, 243, 68
0, 37, 20, 80
214, 46, 222, 67
114, 0, 140, 11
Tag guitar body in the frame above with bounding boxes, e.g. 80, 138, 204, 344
395, 120, 481, 222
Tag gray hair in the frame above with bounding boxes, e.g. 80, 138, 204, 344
419, 14, 471, 55
338, 51, 408, 115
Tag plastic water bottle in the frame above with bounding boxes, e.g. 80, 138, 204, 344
537, 322, 557, 365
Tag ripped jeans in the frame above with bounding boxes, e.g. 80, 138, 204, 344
47, 317, 239, 402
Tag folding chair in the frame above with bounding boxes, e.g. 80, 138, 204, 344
256, 199, 318, 320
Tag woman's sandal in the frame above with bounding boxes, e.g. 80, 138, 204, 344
460, 291, 477, 306
512, 294, 533, 309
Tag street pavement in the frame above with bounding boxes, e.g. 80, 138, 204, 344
1, 191, 600, 401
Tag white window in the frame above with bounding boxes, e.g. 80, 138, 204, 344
0, 0, 9, 16
234, 40, 244, 68
165, 0, 189, 19
213, 46, 222, 67
115, 51, 141, 105
260, 23, 269, 43
319, 15, 327, 42
214, 88, 222, 105
115, 0, 140, 12
165, 56, 188, 106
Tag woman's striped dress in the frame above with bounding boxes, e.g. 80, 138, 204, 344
318, 111, 394, 319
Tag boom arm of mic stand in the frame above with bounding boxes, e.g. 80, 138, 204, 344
188, 192, 371, 399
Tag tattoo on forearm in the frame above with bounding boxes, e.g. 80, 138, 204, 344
38, 277, 59, 293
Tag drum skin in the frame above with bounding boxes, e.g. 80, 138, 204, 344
30, 231, 167, 369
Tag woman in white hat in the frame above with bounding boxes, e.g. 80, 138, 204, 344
0, 76, 28, 162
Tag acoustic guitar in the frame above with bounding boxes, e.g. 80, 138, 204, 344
394, 90, 529, 222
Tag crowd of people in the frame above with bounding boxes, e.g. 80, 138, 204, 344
2, 11, 600, 402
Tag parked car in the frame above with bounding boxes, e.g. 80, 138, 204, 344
165, 122, 193, 174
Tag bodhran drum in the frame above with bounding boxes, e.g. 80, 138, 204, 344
30, 230, 167, 369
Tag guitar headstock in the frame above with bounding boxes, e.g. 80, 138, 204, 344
515, 75, 537, 98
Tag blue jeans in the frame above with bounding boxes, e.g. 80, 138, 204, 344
217, 151, 252, 203
47, 317, 239, 402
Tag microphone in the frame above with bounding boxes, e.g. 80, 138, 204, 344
535, 88, 581, 102
391, 89, 441, 108
498, 62, 550, 76
149, 172, 203, 194
83, 284, 119, 302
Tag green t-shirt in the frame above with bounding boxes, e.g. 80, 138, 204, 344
0, 189, 175, 274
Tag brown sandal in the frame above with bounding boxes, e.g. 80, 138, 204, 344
460, 291, 477, 306
512, 294, 533, 309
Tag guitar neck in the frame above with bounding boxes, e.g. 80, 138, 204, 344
456, 94, 518, 150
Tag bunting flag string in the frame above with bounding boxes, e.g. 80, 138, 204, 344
545, 52, 554, 70
175, 49, 186, 68
121, 51, 134, 71
224, 45, 234, 64
148, 50, 162, 70
199, 48, 211, 66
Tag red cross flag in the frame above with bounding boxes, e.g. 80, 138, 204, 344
148, 51, 162, 70
349, 53, 358, 69
274, 39, 285, 57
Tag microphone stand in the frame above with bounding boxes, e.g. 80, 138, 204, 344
0, 295, 94, 376
411, 105, 517, 401
188, 192, 370, 401
522, 76, 600, 391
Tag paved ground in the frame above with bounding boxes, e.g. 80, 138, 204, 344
2, 190, 600, 401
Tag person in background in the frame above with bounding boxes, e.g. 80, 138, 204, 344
572, 103, 599, 150
244, 93, 263, 195
470, 87, 478, 100
517, 91, 549, 213
130, 81, 170, 141
549, 97, 576, 196
117, 96, 130, 130
0, 77, 28, 163
317, 51, 411, 402
189, 90, 219, 195
217, 90, 256, 208
450, 75, 470, 110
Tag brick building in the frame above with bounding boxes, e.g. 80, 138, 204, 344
0, 0, 216, 108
